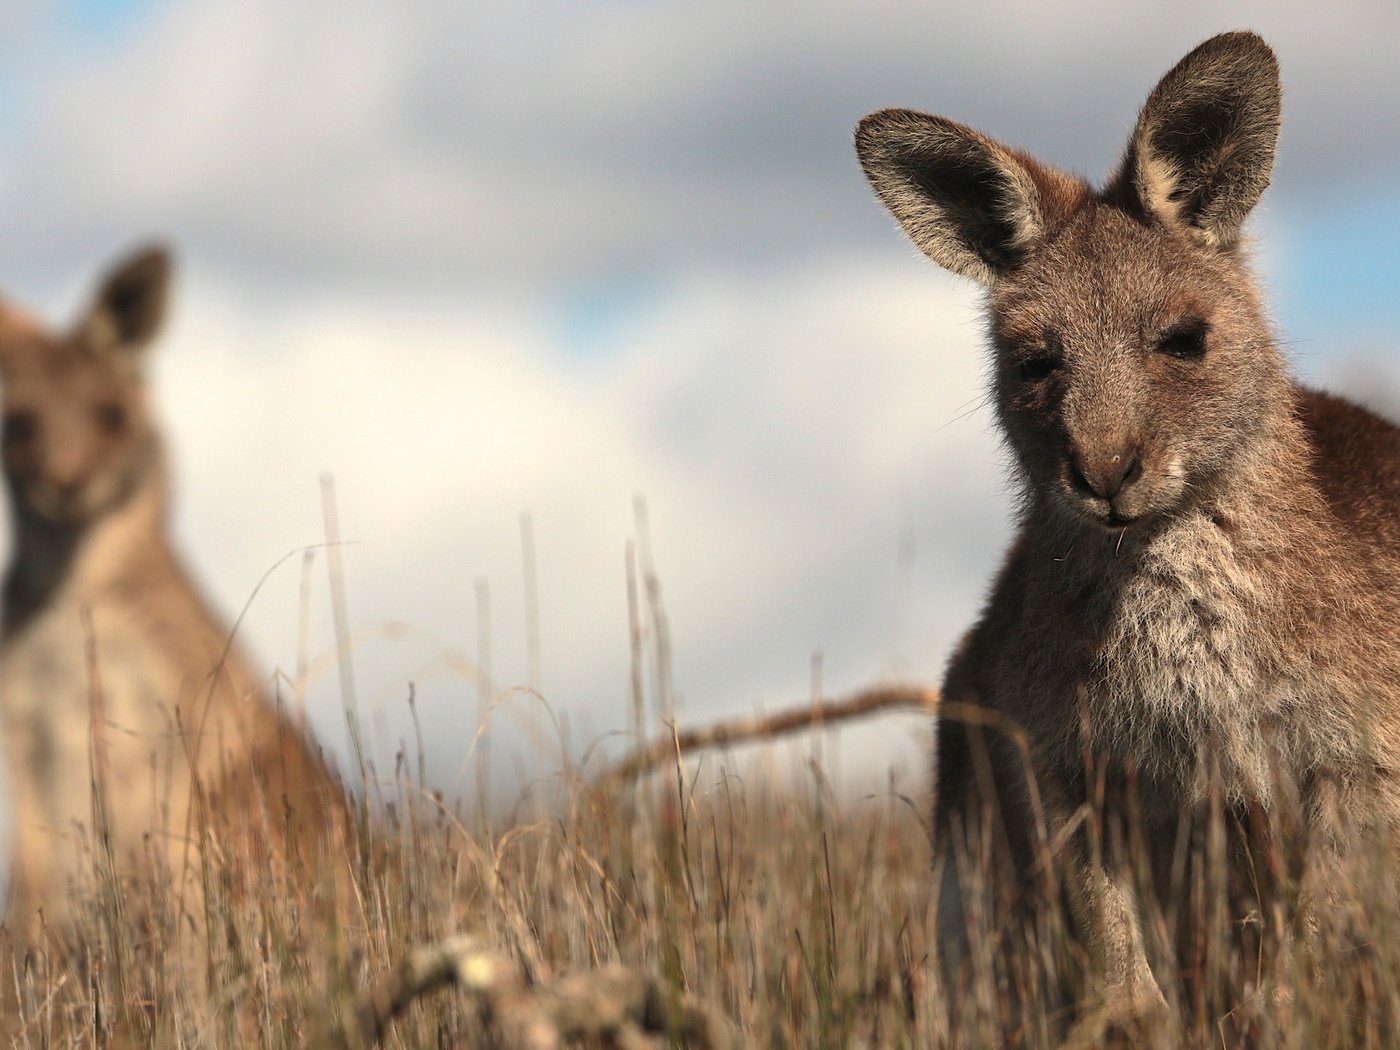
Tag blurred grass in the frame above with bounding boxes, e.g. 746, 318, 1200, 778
0, 717, 941, 1047
2, 702, 1399, 1048
2, 521, 1399, 1049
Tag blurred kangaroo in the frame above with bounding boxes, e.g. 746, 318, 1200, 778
0, 246, 345, 949
857, 32, 1400, 1018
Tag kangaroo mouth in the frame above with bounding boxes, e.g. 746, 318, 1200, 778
1060, 481, 1143, 529
21, 480, 113, 526
1079, 503, 1143, 531
25, 492, 87, 525
1058, 453, 1192, 531
1062, 478, 1189, 534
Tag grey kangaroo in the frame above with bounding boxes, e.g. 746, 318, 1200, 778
0, 246, 345, 953
857, 31, 1400, 1019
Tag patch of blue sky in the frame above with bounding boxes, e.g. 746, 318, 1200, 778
67, 0, 162, 43
0, 0, 162, 147
1273, 184, 1400, 363
551, 273, 667, 360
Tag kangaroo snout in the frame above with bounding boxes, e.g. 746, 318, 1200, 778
1068, 444, 1141, 501
1063, 439, 1150, 525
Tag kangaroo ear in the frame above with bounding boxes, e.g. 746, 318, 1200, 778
1115, 32, 1280, 248
78, 243, 172, 356
856, 110, 1075, 285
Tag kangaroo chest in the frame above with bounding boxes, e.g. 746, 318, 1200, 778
1005, 521, 1324, 807
0, 584, 196, 839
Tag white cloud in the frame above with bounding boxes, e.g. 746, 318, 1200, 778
118, 253, 1000, 792
2, 1, 1397, 290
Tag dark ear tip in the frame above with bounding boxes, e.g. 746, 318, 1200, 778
856, 109, 914, 147
1193, 30, 1279, 72
1205, 29, 1272, 48
86, 241, 175, 351
858, 107, 917, 126
122, 242, 174, 282
856, 109, 962, 159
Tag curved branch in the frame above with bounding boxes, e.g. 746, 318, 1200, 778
600, 683, 939, 787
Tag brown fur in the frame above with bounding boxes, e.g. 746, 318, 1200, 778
856, 32, 1400, 1017
0, 246, 347, 954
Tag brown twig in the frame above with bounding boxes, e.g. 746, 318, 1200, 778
340, 933, 742, 1049
600, 683, 939, 787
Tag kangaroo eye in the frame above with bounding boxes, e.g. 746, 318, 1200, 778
1157, 318, 1210, 360
1020, 355, 1061, 382
4, 410, 37, 445
94, 402, 127, 435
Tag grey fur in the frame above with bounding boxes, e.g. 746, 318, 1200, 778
856, 30, 1400, 1020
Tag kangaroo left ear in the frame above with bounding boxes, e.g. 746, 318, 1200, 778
1111, 32, 1280, 248
856, 109, 1073, 286
78, 243, 172, 356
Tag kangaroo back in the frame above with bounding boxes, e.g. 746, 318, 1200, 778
0, 246, 346, 949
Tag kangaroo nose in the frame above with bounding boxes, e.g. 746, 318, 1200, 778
1069, 448, 1141, 500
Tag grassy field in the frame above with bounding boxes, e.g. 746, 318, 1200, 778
3, 698, 1400, 1050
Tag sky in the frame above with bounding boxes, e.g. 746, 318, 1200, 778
0, 0, 1396, 813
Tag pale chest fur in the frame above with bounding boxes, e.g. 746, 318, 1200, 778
0, 577, 211, 902
1003, 514, 1348, 808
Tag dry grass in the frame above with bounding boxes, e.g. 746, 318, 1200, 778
0, 701, 942, 1048
3, 689, 1400, 1049
3, 521, 1399, 1050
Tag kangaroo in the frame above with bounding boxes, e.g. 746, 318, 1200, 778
0, 246, 345, 954
857, 32, 1400, 1021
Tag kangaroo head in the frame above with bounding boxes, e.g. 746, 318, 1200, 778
0, 246, 170, 527
857, 32, 1285, 531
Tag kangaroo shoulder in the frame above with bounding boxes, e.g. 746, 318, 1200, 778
1297, 385, 1400, 548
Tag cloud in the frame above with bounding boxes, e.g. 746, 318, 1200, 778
2, 1, 1397, 295
115, 253, 1000, 790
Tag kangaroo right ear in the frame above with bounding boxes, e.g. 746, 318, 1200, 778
78, 243, 172, 357
1114, 32, 1280, 248
855, 111, 1072, 285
